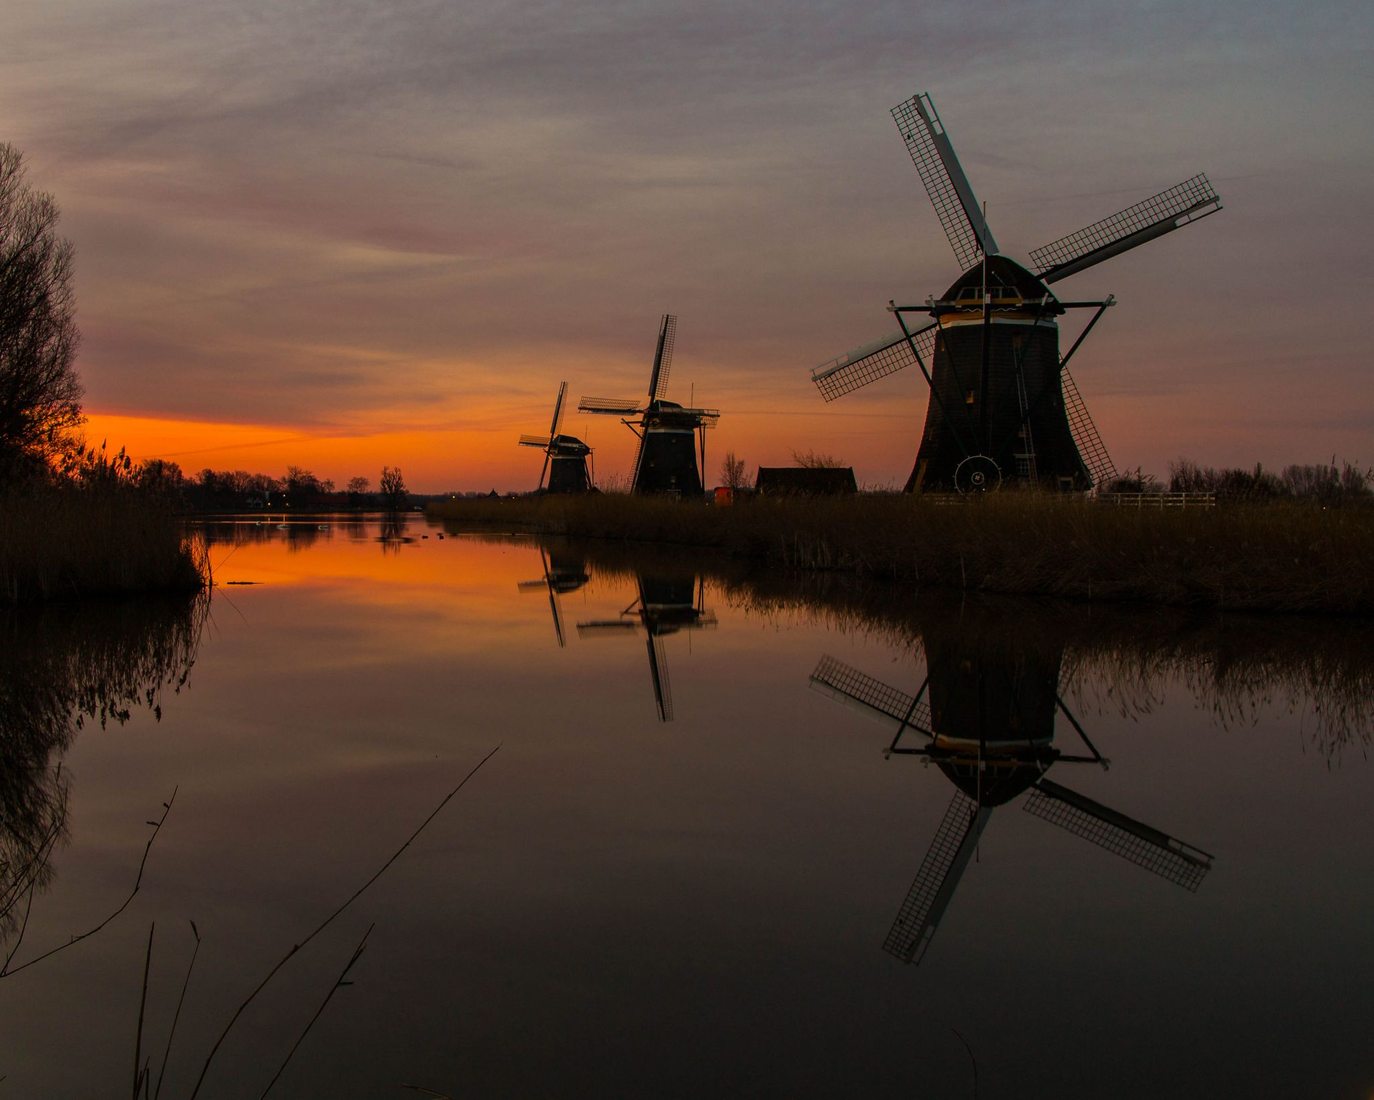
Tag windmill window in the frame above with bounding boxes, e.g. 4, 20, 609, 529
965, 390, 976, 405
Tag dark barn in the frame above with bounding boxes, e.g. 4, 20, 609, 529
755, 467, 858, 496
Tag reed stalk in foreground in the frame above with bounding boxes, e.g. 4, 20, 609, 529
428, 493, 1374, 615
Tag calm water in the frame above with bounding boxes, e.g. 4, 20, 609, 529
2, 514, 1372, 1098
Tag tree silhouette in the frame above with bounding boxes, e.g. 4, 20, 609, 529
0, 143, 82, 485
379, 466, 407, 511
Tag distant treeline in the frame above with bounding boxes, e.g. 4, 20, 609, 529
1106, 459, 1372, 504
131, 460, 410, 511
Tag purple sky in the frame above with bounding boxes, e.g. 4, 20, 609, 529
4, 0, 1370, 489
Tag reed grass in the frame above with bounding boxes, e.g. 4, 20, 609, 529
0, 485, 205, 603
428, 493, 1374, 615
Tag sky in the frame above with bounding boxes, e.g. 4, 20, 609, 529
4, 0, 1370, 492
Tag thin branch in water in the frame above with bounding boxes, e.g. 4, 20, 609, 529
189, 746, 501, 1099
2, 789, 177, 979
153, 920, 202, 1100
260, 923, 374, 1098
950, 1027, 978, 1099
133, 922, 155, 1100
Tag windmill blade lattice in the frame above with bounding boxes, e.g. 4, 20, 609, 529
649, 313, 677, 401
892, 93, 1000, 271
578, 396, 642, 414
549, 380, 568, 438
810, 654, 932, 731
1030, 174, 1222, 285
812, 324, 938, 403
1024, 778, 1213, 891
1059, 365, 1117, 488
885, 791, 989, 964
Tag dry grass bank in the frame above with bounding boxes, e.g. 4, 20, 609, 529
428, 494, 1374, 615
0, 487, 205, 603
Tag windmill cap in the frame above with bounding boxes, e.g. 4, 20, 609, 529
939, 255, 1060, 313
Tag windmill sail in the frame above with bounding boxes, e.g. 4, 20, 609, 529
1030, 174, 1222, 285
1059, 364, 1117, 488
579, 396, 642, 414
1024, 778, 1213, 891
646, 634, 673, 722
812, 324, 938, 403
648, 313, 677, 401
549, 381, 567, 438
892, 93, 1000, 271
885, 791, 991, 964
810, 655, 932, 733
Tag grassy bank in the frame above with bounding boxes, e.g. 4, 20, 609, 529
428, 493, 1374, 615
1, 487, 205, 603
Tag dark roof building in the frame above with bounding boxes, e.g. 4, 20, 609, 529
755, 466, 858, 496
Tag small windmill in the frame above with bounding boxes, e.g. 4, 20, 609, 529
809, 647, 1212, 965
516, 546, 590, 647
812, 91, 1222, 493
577, 572, 717, 722
518, 381, 593, 493
579, 315, 719, 497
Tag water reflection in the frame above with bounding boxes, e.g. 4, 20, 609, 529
577, 572, 716, 722
5, 523, 1373, 1095
517, 546, 590, 647
0, 595, 204, 948
809, 600, 1214, 964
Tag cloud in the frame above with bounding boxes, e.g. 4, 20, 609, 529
2, 0, 1370, 487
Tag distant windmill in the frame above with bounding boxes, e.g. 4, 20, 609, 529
578, 572, 717, 722
518, 381, 593, 493
809, 630, 1212, 964
579, 315, 719, 497
812, 91, 1222, 493
516, 546, 590, 647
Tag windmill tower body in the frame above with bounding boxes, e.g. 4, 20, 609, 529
634, 402, 707, 496
811, 91, 1221, 494
546, 435, 592, 493
909, 258, 1089, 493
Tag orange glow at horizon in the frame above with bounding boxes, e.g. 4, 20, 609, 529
83, 407, 914, 493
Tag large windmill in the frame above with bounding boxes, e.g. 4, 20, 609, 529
579, 315, 719, 497
577, 572, 717, 722
812, 91, 1222, 493
809, 618, 1212, 964
518, 381, 593, 493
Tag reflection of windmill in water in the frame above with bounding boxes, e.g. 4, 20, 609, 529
518, 381, 593, 493
578, 315, 719, 497
810, 618, 1213, 965
516, 546, 590, 647
812, 91, 1222, 493
577, 573, 717, 722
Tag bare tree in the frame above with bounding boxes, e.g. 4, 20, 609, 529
345, 475, 370, 508
719, 451, 747, 490
0, 143, 82, 484
790, 448, 845, 469
379, 466, 407, 511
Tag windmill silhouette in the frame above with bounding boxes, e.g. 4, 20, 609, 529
812, 91, 1222, 493
809, 615, 1212, 964
579, 314, 719, 497
516, 546, 590, 647
577, 572, 716, 722
518, 381, 593, 493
